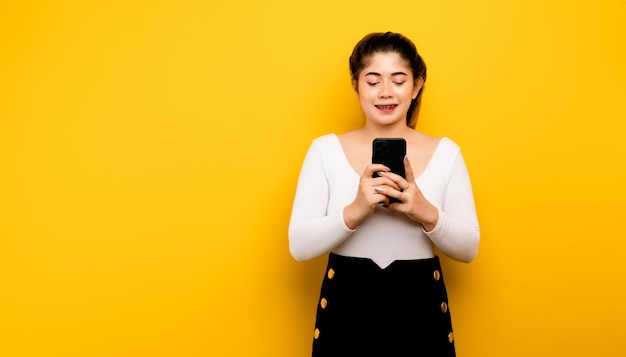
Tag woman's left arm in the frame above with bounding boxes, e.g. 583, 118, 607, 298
423, 153, 480, 263
381, 151, 480, 263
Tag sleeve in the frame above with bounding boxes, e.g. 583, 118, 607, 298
288, 142, 355, 261
424, 151, 480, 263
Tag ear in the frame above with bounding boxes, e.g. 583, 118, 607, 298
412, 77, 424, 99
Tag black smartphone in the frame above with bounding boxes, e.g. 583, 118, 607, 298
372, 138, 406, 204
372, 138, 406, 179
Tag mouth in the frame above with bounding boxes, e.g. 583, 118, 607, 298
375, 104, 398, 111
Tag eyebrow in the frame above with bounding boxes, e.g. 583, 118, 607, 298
364, 71, 409, 77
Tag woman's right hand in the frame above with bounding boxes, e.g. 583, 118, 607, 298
343, 163, 401, 230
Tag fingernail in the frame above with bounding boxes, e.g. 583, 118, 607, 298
377, 171, 386, 176
374, 187, 384, 193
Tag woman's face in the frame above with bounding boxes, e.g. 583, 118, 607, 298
353, 51, 422, 128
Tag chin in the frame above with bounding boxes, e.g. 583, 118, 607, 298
371, 117, 405, 126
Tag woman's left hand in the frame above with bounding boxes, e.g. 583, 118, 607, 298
377, 157, 439, 231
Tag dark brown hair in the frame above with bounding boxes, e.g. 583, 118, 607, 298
349, 32, 427, 128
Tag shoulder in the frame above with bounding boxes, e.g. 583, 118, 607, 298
308, 133, 341, 158
312, 133, 339, 146
429, 137, 461, 169
438, 137, 461, 154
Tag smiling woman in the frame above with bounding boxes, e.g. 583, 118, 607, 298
354, 52, 423, 130
288, 32, 480, 356
349, 32, 427, 129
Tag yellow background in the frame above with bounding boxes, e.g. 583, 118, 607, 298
1, 0, 625, 356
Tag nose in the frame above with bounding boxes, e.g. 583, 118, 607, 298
379, 81, 393, 98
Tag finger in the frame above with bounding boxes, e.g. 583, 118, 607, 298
366, 163, 390, 178
374, 187, 390, 206
380, 185, 403, 203
373, 171, 403, 190
403, 156, 416, 188
371, 176, 401, 191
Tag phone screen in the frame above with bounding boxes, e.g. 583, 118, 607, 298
372, 138, 406, 179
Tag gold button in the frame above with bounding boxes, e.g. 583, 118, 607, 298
320, 298, 328, 309
433, 270, 441, 281
441, 302, 448, 313
314, 328, 320, 339
448, 332, 454, 343
327, 268, 335, 279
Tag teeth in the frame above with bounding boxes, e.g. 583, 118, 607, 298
377, 105, 395, 110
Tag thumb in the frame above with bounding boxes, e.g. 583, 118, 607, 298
404, 156, 416, 185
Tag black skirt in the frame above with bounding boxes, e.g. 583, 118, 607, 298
312, 253, 456, 357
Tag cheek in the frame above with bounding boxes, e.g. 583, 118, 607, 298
402, 86, 416, 99
357, 84, 376, 99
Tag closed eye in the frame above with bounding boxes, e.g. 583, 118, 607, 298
367, 82, 379, 86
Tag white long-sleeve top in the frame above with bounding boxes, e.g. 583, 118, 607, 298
288, 134, 480, 268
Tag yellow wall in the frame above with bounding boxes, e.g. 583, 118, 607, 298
1, 0, 625, 356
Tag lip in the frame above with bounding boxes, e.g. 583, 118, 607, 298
375, 104, 398, 113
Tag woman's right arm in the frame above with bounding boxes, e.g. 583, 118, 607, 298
288, 143, 355, 261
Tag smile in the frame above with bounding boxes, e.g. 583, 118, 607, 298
375, 105, 398, 110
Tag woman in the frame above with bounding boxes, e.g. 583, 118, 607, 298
289, 32, 480, 356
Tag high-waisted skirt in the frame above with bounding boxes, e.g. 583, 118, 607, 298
311, 253, 456, 357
